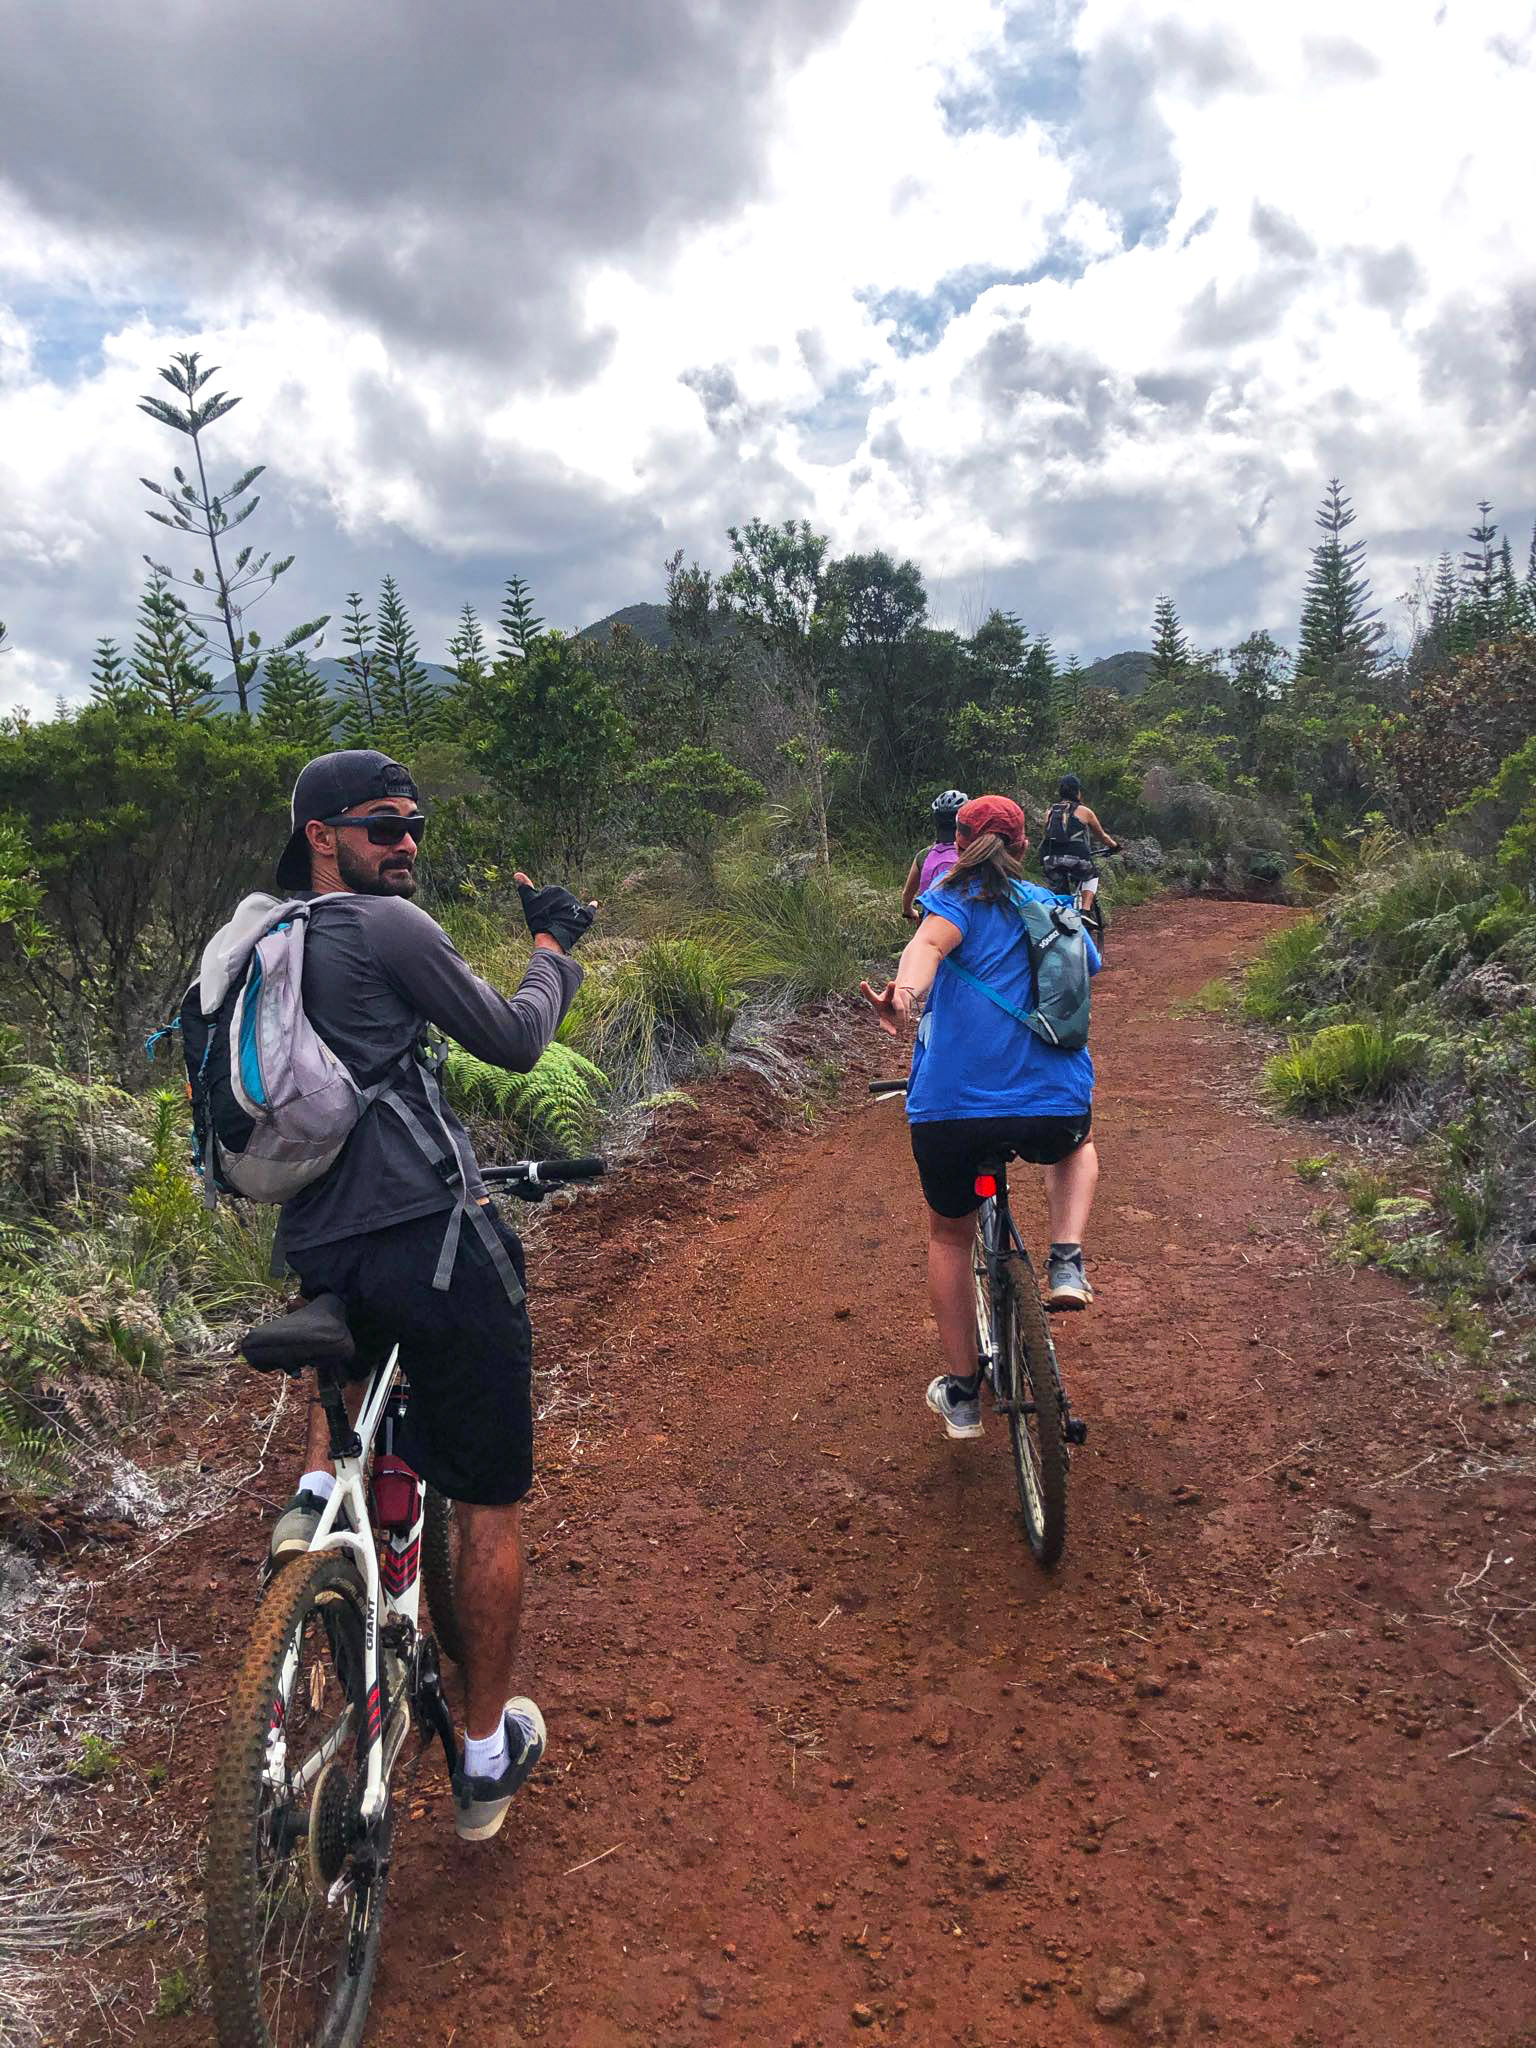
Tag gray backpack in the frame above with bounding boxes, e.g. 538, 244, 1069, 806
941, 881, 1093, 1050
172, 893, 522, 1303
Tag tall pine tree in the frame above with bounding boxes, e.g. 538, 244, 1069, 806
1149, 595, 1189, 684
335, 591, 382, 744
1294, 478, 1383, 699
1459, 500, 1501, 644
497, 576, 545, 667
373, 575, 439, 746
132, 574, 215, 719
90, 636, 139, 711
259, 649, 336, 752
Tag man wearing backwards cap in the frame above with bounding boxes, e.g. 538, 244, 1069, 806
862, 794, 1100, 1442
268, 748, 595, 1841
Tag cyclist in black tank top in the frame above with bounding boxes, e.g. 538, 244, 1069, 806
1040, 775, 1121, 902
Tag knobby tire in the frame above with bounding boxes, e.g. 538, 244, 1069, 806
420, 1487, 465, 1667
206, 1550, 385, 2048
999, 1256, 1069, 1566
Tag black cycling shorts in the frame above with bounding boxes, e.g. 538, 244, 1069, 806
911, 1113, 1093, 1218
289, 1202, 534, 1507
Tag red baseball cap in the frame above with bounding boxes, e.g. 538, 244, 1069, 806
955, 794, 1028, 851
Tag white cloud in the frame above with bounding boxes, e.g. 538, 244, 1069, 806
2, 0, 1535, 707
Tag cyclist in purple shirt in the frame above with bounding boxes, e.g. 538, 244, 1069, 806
900, 789, 968, 920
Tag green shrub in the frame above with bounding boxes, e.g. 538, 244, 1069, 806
1335, 849, 1491, 978
1262, 1019, 1419, 1113
1242, 917, 1325, 1024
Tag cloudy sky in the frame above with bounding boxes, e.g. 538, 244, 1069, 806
2, 0, 1533, 715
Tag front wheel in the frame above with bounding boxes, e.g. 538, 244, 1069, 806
997, 1256, 1069, 1566
207, 1550, 387, 2048
1081, 892, 1107, 960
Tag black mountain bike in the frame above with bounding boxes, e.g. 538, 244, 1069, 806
873, 1085, 1087, 1565
207, 1155, 605, 2048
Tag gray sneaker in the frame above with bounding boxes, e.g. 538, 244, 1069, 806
1046, 1251, 1093, 1311
453, 1699, 547, 1841
926, 1375, 984, 1440
268, 1488, 349, 1566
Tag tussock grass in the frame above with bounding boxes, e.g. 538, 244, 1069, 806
1242, 917, 1325, 1025
706, 867, 905, 1001
1262, 1019, 1420, 1114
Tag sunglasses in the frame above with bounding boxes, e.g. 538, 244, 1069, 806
324, 811, 428, 847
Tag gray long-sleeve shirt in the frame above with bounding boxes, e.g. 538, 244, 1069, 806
276, 893, 583, 1255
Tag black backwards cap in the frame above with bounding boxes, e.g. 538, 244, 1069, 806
275, 750, 419, 891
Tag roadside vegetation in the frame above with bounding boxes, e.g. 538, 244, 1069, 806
1236, 655, 1536, 1389
2, 348, 1535, 1493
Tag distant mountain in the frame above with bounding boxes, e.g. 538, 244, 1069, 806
1080, 650, 1153, 699
577, 603, 674, 650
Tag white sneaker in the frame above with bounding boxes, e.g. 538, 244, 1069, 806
926, 1375, 984, 1440
452, 1699, 546, 1841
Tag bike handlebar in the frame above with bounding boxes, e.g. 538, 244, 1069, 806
481, 1156, 608, 1187
869, 1080, 909, 1095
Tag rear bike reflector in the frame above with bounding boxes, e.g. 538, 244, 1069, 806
370, 1454, 421, 1534
974, 1173, 997, 1198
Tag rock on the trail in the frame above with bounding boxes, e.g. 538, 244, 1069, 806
643, 1700, 674, 1724
696, 1980, 725, 2020
851, 2003, 876, 2028
1135, 1675, 1167, 1699
1093, 1966, 1149, 2022
1074, 1663, 1120, 1688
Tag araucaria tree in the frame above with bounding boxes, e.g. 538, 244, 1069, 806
132, 573, 215, 720
373, 576, 439, 747
138, 351, 326, 714
1295, 478, 1384, 700
335, 592, 383, 744
1149, 595, 1189, 685
259, 650, 336, 752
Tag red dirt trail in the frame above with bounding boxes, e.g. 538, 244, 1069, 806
68, 902, 1536, 2044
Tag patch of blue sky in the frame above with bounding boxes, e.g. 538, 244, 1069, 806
940, 9, 1087, 136
861, 256, 1087, 359
789, 370, 875, 467
2, 287, 188, 383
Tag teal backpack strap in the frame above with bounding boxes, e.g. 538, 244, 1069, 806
942, 956, 1034, 1026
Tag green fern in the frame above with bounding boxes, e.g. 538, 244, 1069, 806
442, 1041, 608, 1155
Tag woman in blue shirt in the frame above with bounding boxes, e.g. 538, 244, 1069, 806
862, 795, 1100, 1440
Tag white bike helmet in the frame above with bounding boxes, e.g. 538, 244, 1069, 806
931, 789, 968, 814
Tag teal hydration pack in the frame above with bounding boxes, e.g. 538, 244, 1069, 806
942, 882, 1092, 1050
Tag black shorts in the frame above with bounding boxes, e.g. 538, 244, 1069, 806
289, 1202, 534, 1507
910, 1113, 1093, 1218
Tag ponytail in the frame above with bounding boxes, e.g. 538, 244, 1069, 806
938, 832, 1026, 906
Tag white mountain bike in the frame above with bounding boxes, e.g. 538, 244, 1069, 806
205, 1155, 605, 2048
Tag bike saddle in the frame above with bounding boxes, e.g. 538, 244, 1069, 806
240, 1292, 356, 1375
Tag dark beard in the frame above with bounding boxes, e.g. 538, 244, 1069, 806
336, 835, 418, 898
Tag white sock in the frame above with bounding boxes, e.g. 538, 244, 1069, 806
464, 1717, 509, 1780
299, 1469, 335, 1503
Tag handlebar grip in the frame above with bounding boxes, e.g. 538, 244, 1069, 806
481, 1155, 608, 1186
538, 1156, 607, 1182
869, 1080, 909, 1095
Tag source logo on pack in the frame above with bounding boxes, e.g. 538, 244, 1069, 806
175, 893, 387, 1206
